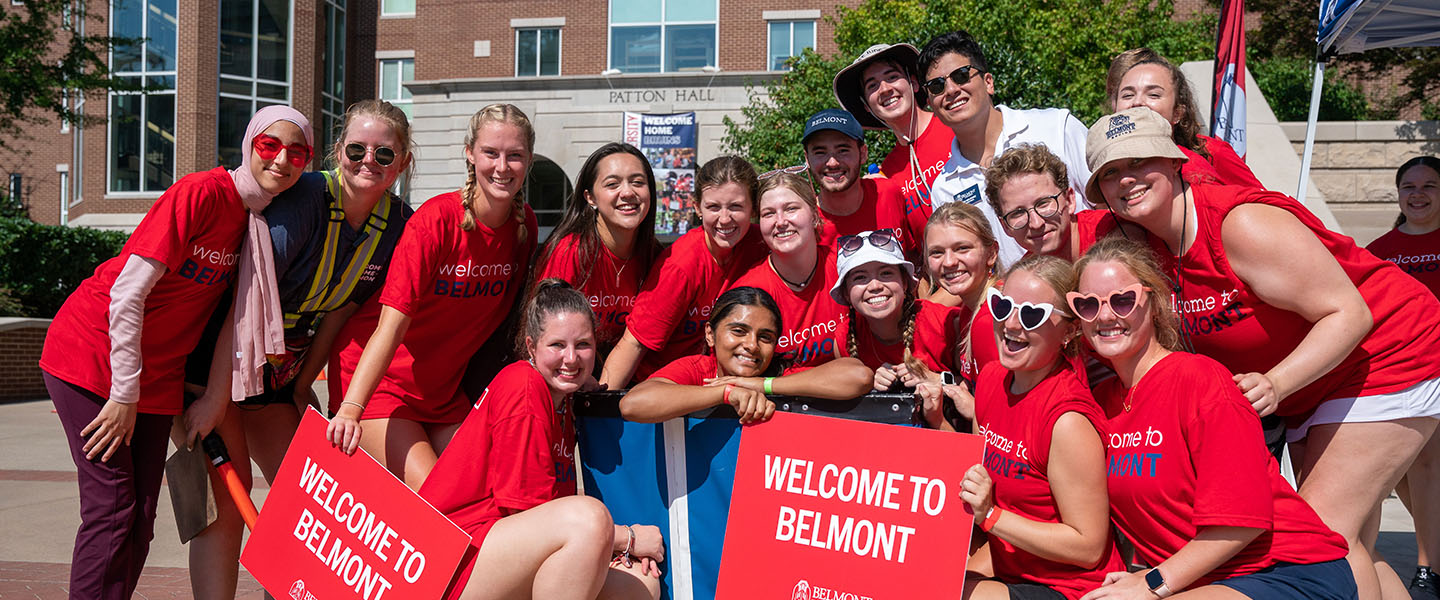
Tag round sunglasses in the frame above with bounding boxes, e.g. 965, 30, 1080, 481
986, 287, 1058, 331
344, 142, 398, 167
837, 228, 901, 257
922, 64, 985, 97
252, 134, 312, 168
1065, 283, 1151, 322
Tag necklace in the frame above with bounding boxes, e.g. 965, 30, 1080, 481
1123, 388, 1135, 412
773, 256, 817, 290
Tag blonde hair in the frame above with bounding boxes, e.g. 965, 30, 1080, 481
1003, 253, 1079, 357
925, 200, 1000, 279
461, 103, 535, 241
757, 171, 823, 233
328, 99, 415, 192
1073, 236, 1183, 352
983, 143, 1070, 217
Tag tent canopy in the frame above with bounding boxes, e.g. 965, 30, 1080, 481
1318, 0, 1440, 54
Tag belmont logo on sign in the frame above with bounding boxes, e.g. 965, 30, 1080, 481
241, 408, 471, 600
717, 412, 984, 598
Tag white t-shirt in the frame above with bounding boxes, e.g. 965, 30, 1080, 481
931, 105, 1093, 269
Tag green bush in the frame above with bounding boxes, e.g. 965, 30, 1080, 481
1250, 56, 1371, 121
0, 217, 127, 317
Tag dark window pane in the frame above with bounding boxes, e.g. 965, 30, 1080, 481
147, 0, 177, 71
665, 24, 714, 72
257, 0, 289, 82
539, 29, 560, 76
611, 26, 660, 74
219, 0, 253, 77
145, 94, 174, 191
517, 29, 537, 76
109, 95, 141, 192
219, 76, 251, 96
526, 158, 573, 227
217, 96, 253, 169
146, 74, 176, 90
257, 82, 288, 101
112, 0, 143, 73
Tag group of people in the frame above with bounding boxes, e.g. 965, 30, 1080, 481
38, 26, 1438, 600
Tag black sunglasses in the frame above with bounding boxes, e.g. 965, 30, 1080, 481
344, 143, 398, 167
922, 65, 985, 97
837, 228, 901, 257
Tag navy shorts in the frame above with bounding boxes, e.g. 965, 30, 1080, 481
1214, 559, 1357, 600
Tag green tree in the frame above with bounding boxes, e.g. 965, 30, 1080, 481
1249, 55, 1370, 121
0, 216, 127, 317
0, 1, 147, 149
724, 0, 1214, 170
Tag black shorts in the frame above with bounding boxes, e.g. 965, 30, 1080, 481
1006, 582, 1066, 600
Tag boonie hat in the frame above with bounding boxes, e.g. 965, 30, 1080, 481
830, 229, 918, 305
802, 109, 864, 145
832, 43, 925, 130
1083, 107, 1188, 204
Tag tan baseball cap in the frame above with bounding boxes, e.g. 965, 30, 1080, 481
832, 43, 924, 130
1084, 107, 1187, 204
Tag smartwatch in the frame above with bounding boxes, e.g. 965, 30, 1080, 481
941, 371, 957, 386
1145, 568, 1172, 598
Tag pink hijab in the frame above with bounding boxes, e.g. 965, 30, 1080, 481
230, 105, 313, 400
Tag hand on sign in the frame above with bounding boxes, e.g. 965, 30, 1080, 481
915, 383, 946, 428
580, 375, 608, 393
326, 404, 363, 455
895, 362, 939, 388
81, 399, 137, 462
724, 385, 776, 425
959, 464, 995, 525
1078, 569, 1156, 600
1232, 372, 1280, 417
943, 383, 976, 421
873, 364, 900, 391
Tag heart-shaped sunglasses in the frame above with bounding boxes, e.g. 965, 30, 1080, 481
986, 288, 1057, 331
1065, 283, 1150, 322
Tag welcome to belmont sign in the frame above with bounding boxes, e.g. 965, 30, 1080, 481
241, 409, 471, 600
717, 412, 985, 599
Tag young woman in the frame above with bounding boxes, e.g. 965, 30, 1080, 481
600, 156, 768, 388
731, 171, 846, 370
924, 201, 1001, 378
1365, 155, 1440, 598
176, 100, 416, 599
419, 279, 664, 600
533, 142, 661, 360
1105, 48, 1262, 188
39, 106, 312, 599
328, 103, 538, 491
1087, 106, 1440, 600
620, 286, 873, 424
960, 254, 1123, 600
1075, 237, 1355, 600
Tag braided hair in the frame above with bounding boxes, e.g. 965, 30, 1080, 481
460, 103, 534, 244
844, 271, 925, 376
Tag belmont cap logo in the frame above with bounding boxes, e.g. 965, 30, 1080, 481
1106, 114, 1137, 140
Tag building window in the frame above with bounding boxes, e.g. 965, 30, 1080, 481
108, 0, 177, 194
321, 0, 346, 154
218, 0, 292, 169
516, 28, 560, 77
609, 0, 717, 73
379, 58, 414, 117
767, 21, 814, 71
380, 0, 413, 16
527, 157, 573, 230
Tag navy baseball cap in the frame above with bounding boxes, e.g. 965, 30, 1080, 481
802, 109, 865, 145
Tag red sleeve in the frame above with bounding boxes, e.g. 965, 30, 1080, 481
1204, 137, 1263, 189
628, 242, 702, 351
123, 173, 214, 272
1185, 363, 1274, 529
647, 354, 713, 386
1031, 372, 1104, 470
969, 308, 999, 372
379, 206, 444, 317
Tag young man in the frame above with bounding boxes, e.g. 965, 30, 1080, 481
799, 108, 909, 254
832, 43, 953, 251
985, 143, 1129, 262
918, 31, 1093, 269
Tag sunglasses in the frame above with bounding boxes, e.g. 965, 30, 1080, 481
344, 143, 398, 167
1066, 283, 1150, 322
252, 134, 312, 168
987, 288, 1058, 331
759, 164, 808, 179
838, 228, 901, 257
1001, 192, 1063, 230
922, 64, 985, 97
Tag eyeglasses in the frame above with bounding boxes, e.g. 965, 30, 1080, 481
1001, 192, 1063, 230
922, 65, 985, 97
252, 135, 312, 168
1066, 283, 1150, 322
344, 143, 398, 167
838, 228, 901, 257
987, 288, 1058, 331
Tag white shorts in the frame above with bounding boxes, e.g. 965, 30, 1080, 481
1288, 376, 1440, 442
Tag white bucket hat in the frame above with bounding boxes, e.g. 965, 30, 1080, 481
830, 229, 918, 305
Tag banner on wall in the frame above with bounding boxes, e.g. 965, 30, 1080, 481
240, 409, 471, 600
717, 412, 985, 599
623, 112, 698, 237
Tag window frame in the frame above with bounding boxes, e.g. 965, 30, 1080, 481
514, 27, 562, 77
379, 0, 414, 18
106, 0, 179, 196
606, 0, 719, 74
377, 56, 415, 114
320, 0, 346, 154
766, 20, 815, 71
216, 0, 295, 170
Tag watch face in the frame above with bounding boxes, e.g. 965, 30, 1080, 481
1145, 569, 1165, 590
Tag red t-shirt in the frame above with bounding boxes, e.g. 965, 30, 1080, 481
41, 168, 247, 415
649, 353, 720, 385
536, 234, 643, 348
343, 192, 536, 423
818, 178, 911, 256
960, 303, 999, 382
1094, 353, 1348, 586
880, 115, 954, 253
835, 299, 961, 375
419, 360, 576, 552
1169, 184, 1440, 420
1179, 136, 1261, 189
731, 246, 846, 369
974, 361, 1122, 599
627, 227, 767, 380
1367, 227, 1440, 298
